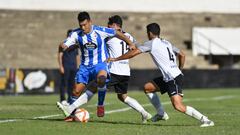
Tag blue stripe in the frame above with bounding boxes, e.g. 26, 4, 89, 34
78, 36, 85, 64
96, 32, 102, 63
103, 39, 109, 60
86, 34, 93, 65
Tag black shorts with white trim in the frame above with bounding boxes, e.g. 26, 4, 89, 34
107, 73, 130, 94
152, 74, 184, 97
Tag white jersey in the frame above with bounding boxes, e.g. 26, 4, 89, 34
138, 38, 182, 82
107, 32, 136, 76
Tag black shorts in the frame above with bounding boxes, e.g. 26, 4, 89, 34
152, 74, 184, 97
107, 73, 130, 94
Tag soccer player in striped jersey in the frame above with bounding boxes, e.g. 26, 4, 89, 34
108, 23, 214, 127
57, 11, 136, 118
106, 15, 152, 123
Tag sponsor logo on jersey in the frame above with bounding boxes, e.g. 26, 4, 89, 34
84, 42, 97, 50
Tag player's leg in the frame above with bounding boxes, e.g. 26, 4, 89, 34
111, 73, 152, 123
68, 64, 98, 111
57, 65, 93, 117
68, 68, 85, 104
64, 81, 97, 122
57, 83, 86, 116
144, 77, 169, 122
95, 62, 109, 117
168, 75, 214, 127
170, 95, 214, 127
96, 69, 108, 117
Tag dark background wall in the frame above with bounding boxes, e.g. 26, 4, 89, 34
129, 69, 240, 89
1, 69, 239, 95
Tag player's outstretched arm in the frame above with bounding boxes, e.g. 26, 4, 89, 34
115, 31, 136, 50
178, 50, 185, 70
108, 48, 142, 62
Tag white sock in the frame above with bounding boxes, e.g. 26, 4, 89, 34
69, 90, 94, 112
185, 106, 209, 122
124, 96, 147, 115
146, 92, 164, 116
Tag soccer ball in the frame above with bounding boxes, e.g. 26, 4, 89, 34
74, 108, 90, 122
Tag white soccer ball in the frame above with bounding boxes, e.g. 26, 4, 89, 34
74, 108, 90, 122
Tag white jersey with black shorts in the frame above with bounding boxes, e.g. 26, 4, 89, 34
107, 31, 136, 94
138, 38, 184, 97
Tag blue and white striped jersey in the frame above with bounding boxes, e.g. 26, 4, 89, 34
64, 25, 116, 66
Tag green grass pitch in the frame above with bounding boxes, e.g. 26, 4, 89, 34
0, 88, 240, 135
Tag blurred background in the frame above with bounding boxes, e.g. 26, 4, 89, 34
0, 0, 240, 95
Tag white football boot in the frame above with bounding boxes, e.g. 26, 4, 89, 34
200, 120, 214, 127
142, 112, 152, 123
56, 102, 72, 117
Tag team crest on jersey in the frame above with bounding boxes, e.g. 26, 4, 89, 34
84, 42, 97, 50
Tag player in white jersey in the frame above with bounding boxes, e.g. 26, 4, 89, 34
142, 41, 185, 122
106, 15, 151, 123
57, 12, 136, 119
108, 23, 214, 127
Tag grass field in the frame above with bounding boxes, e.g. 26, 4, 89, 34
0, 88, 240, 135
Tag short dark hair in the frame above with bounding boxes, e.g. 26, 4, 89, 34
146, 23, 161, 36
66, 29, 72, 37
78, 11, 91, 22
108, 15, 123, 28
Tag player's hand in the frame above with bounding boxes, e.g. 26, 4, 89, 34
59, 66, 64, 74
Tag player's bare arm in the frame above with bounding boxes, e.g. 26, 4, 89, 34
115, 30, 136, 50
178, 50, 185, 70
60, 42, 79, 52
58, 44, 65, 74
109, 48, 142, 62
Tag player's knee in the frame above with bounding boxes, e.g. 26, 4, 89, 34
97, 75, 106, 88
73, 84, 85, 96
72, 89, 82, 97
144, 82, 156, 93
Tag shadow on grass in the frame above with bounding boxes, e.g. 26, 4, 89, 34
88, 119, 195, 127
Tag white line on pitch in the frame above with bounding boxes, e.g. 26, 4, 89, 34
0, 119, 20, 123
33, 114, 62, 119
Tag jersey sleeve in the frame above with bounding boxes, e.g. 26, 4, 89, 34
137, 40, 153, 53
63, 32, 78, 47
94, 25, 116, 39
